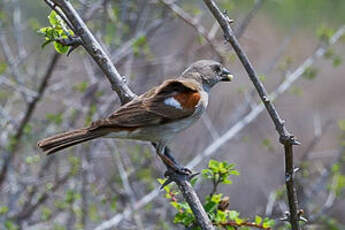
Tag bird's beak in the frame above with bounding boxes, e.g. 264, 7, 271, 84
220, 68, 234, 82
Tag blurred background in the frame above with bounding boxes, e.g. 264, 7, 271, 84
0, 0, 345, 229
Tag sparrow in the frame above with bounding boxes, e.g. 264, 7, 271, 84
37, 60, 233, 174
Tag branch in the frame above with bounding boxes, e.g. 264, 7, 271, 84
47, 0, 136, 104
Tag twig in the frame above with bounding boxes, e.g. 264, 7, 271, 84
218, 220, 271, 230
233, 0, 264, 38
159, 0, 224, 62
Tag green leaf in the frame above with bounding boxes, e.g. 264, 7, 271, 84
222, 179, 232, 184
235, 217, 244, 224
255, 215, 262, 224
48, 10, 60, 27
211, 193, 222, 203
4, 221, 18, 230
229, 170, 240, 176
54, 41, 69, 54
208, 159, 219, 170
214, 210, 227, 223
190, 176, 198, 186
228, 210, 239, 220
201, 169, 213, 179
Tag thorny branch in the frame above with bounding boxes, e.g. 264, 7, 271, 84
201, 0, 307, 229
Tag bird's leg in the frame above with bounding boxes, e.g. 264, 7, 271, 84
154, 143, 192, 175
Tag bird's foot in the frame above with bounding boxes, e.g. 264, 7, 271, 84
160, 166, 199, 189
170, 164, 192, 176
157, 152, 192, 175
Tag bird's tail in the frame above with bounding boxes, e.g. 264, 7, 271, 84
37, 128, 106, 155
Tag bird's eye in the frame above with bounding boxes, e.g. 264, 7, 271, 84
213, 65, 221, 73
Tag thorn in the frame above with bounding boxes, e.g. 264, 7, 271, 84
262, 96, 270, 103
280, 211, 290, 221
122, 76, 128, 83
189, 172, 200, 180
222, 9, 234, 24
294, 167, 300, 173
299, 216, 308, 223
289, 136, 300, 145
67, 44, 80, 56
285, 173, 291, 182
160, 177, 174, 190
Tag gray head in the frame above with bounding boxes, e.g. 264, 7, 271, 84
181, 60, 233, 91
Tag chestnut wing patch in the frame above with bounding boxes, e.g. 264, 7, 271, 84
173, 91, 201, 109
148, 80, 201, 120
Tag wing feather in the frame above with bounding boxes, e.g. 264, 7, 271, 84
89, 79, 201, 129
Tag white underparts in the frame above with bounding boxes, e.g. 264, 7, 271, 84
164, 97, 183, 109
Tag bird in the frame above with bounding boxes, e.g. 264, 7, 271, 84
37, 60, 233, 174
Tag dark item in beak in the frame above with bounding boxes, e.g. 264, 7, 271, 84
220, 68, 234, 81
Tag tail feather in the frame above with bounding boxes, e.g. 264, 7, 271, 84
37, 128, 106, 155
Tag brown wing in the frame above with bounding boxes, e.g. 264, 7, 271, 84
89, 79, 201, 129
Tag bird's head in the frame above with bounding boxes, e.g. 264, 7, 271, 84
181, 60, 233, 91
